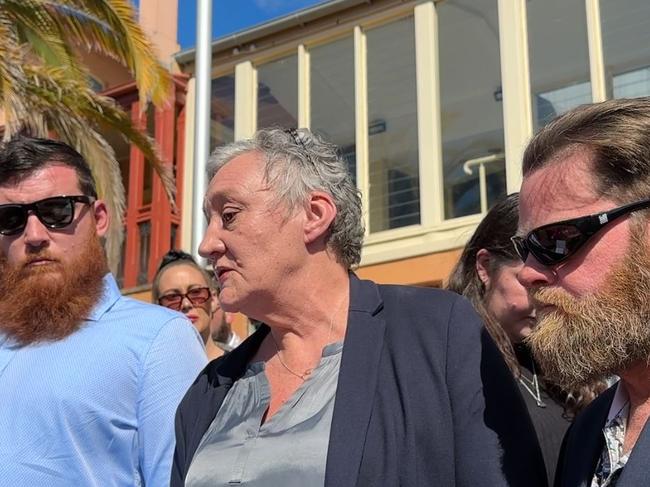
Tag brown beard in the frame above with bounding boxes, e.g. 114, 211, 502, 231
0, 233, 108, 345
526, 231, 650, 390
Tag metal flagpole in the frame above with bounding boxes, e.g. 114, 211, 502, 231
192, 0, 213, 263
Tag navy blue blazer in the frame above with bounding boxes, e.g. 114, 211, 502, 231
171, 275, 546, 486
555, 383, 650, 487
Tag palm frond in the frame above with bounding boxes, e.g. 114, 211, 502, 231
0, 15, 34, 135
0, 68, 123, 271
0, 1, 177, 272
23, 64, 176, 207
4, 0, 84, 78
42, 0, 172, 107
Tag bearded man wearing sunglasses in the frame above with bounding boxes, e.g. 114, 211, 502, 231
0, 136, 207, 486
515, 97, 650, 487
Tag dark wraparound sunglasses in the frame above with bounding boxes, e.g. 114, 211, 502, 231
0, 195, 94, 236
511, 198, 650, 267
158, 287, 212, 311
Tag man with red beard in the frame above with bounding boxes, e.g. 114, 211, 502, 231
513, 97, 650, 487
0, 136, 207, 486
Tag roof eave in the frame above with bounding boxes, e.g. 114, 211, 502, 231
174, 0, 371, 65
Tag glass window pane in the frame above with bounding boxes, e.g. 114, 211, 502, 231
257, 55, 298, 129
310, 36, 356, 183
601, 0, 650, 99
439, 0, 506, 219
171, 223, 179, 249
528, 0, 591, 129
103, 127, 130, 203
116, 235, 126, 289
367, 17, 419, 233
137, 221, 151, 285
613, 67, 650, 99
142, 161, 153, 205
210, 75, 235, 152
142, 105, 156, 205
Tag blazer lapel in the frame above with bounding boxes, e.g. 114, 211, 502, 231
182, 325, 270, 475
561, 386, 615, 487
325, 274, 385, 487
616, 413, 650, 486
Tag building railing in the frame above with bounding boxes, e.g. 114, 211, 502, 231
462, 152, 505, 214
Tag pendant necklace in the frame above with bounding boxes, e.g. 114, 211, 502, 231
271, 331, 318, 380
270, 297, 341, 381
518, 360, 546, 408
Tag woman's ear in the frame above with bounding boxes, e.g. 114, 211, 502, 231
304, 191, 337, 244
475, 249, 492, 289
209, 294, 219, 315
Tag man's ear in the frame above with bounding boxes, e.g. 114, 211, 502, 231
475, 249, 492, 289
209, 294, 219, 315
304, 191, 337, 244
93, 200, 110, 238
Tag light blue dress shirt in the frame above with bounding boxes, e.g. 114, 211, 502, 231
0, 274, 207, 486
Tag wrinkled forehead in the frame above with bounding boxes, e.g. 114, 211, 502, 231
203, 153, 274, 211
518, 154, 601, 234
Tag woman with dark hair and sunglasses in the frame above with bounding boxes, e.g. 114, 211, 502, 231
447, 193, 607, 484
152, 250, 225, 360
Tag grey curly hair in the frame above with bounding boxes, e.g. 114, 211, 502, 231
206, 127, 364, 268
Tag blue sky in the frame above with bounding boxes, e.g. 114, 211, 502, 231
176, 0, 325, 50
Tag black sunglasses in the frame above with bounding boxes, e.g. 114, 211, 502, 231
285, 127, 304, 146
158, 287, 212, 311
0, 195, 94, 236
511, 198, 650, 266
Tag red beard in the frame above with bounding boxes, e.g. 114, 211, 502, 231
0, 233, 108, 345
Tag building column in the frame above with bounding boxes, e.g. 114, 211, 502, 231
498, 0, 533, 193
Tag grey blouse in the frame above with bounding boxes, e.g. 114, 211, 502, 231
185, 341, 343, 487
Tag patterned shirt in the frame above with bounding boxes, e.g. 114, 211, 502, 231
591, 385, 630, 487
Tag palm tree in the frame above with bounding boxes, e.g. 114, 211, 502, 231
0, 0, 174, 271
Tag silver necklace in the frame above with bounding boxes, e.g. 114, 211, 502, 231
518, 361, 546, 408
270, 299, 340, 381
271, 330, 317, 380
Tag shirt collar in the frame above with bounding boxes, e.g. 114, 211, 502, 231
607, 380, 630, 423
87, 274, 121, 322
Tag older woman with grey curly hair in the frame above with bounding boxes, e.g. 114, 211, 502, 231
171, 128, 546, 487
